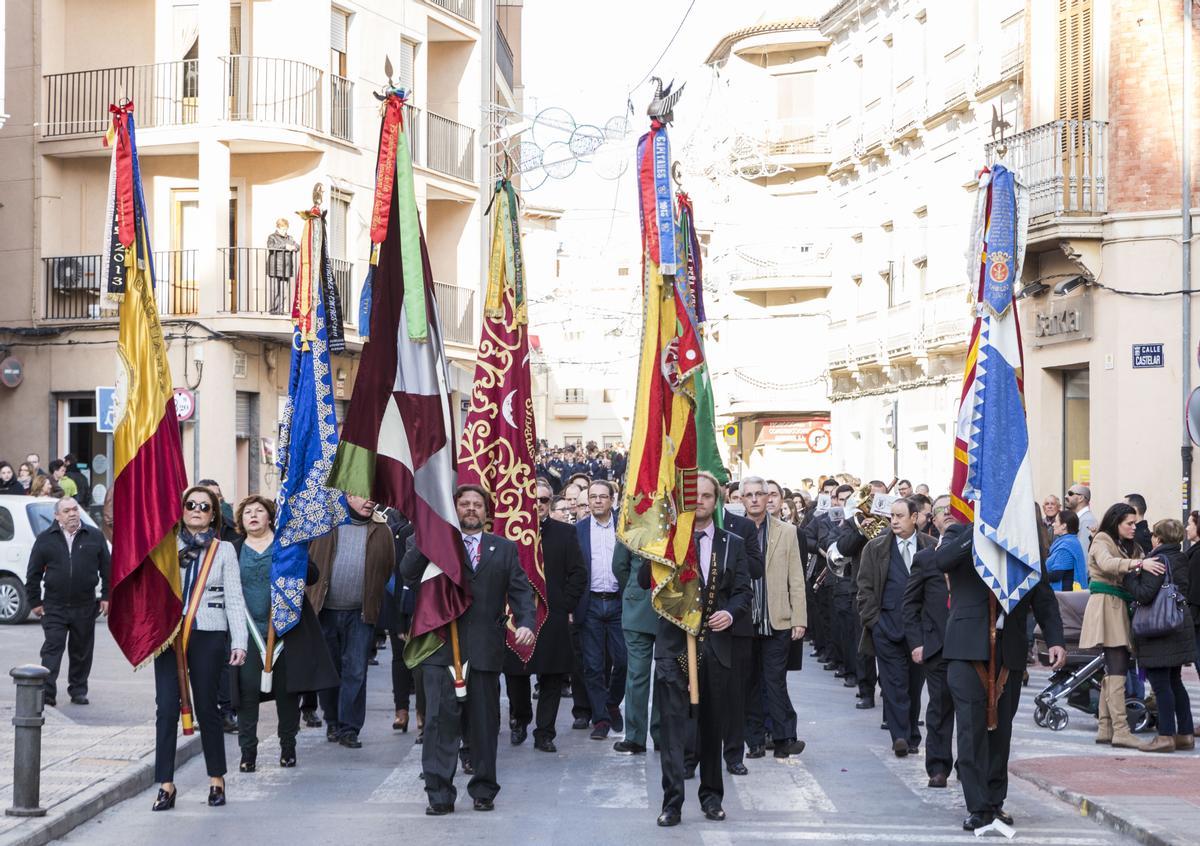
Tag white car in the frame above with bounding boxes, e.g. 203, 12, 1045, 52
0, 495, 105, 624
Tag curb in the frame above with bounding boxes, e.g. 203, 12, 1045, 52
0, 733, 202, 846
1012, 769, 1183, 846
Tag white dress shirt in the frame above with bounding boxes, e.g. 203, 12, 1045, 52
462, 531, 483, 571
895, 533, 916, 572
589, 517, 619, 592
694, 521, 715, 584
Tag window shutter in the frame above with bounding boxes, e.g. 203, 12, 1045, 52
236, 392, 251, 438
399, 40, 415, 93
1056, 0, 1092, 121
329, 191, 350, 259
331, 7, 348, 53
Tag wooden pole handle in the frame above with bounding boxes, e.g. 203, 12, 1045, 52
686, 633, 699, 708
449, 619, 465, 691
174, 635, 194, 736
264, 626, 277, 674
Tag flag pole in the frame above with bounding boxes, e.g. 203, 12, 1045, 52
686, 633, 699, 716
174, 636, 194, 735
449, 619, 467, 699
263, 626, 276, 674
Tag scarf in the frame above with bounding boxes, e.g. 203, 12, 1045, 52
179, 526, 216, 610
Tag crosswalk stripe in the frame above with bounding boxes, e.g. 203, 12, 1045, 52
575, 749, 649, 808
366, 743, 424, 804
868, 747, 963, 812
732, 757, 836, 814
701, 830, 1114, 844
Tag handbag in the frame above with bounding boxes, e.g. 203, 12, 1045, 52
1131, 557, 1189, 639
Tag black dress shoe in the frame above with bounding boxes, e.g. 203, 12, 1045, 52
928, 772, 948, 788
534, 739, 557, 753
727, 762, 749, 775
746, 745, 766, 759
461, 757, 475, 775
963, 811, 994, 831
855, 698, 875, 710
302, 709, 322, 728
239, 754, 256, 772
572, 717, 590, 730
994, 809, 1013, 826
892, 739, 909, 757
510, 723, 528, 745
613, 740, 646, 754
43, 695, 56, 708
703, 805, 726, 821
608, 708, 624, 733
339, 732, 363, 749
684, 767, 696, 780
473, 798, 495, 812
151, 787, 176, 811
425, 803, 454, 816
207, 785, 226, 807
326, 726, 339, 742
842, 677, 858, 688
279, 746, 296, 768
657, 809, 681, 827
833, 668, 850, 678
222, 714, 238, 734
773, 739, 806, 758
70, 695, 89, 705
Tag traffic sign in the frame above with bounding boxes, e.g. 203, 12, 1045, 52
96, 387, 118, 433
174, 387, 196, 422
805, 427, 831, 454
723, 423, 739, 446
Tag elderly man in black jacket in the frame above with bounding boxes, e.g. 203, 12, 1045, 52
935, 520, 1067, 832
505, 479, 588, 752
26, 497, 110, 706
400, 486, 536, 815
639, 472, 752, 827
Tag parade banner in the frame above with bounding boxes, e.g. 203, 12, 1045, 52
327, 90, 469, 667
620, 120, 717, 636
457, 179, 547, 663
951, 164, 1039, 613
271, 205, 348, 637
103, 104, 190, 668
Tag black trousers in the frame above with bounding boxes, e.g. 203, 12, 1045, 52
922, 654, 955, 778
569, 621, 591, 720
723, 637, 752, 765
873, 627, 923, 746
658, 649, 727, 814
852, 604, 877, 697
390, 631, 426, 716
39, 603, 97, 699
745, 628, 797, 746
421, 666, 501, 806
153, 629, 227, 783
236, 647, 300, 756
831, 578, 855, 672
506, 672, 567, 741
806, 576, 825, 652
947, 658, 1023, 814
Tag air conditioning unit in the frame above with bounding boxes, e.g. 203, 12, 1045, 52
51, 257, 93, 294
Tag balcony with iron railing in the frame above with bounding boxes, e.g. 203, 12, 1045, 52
41, 57, 353, 145
496, 23, 515, 91
727, 243, 833, 296
42, 251, 198, 320
985, 119, 1107, 221
219, 247, 355, 322
428, 0, 476, 23
424, 111, 476, 182
731, 118, 831, 176
434, 280, 475, 345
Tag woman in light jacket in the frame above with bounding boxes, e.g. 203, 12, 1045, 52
152, 485, 247, 811
1080, 502, 1165, 748
1047, 509, 1088, 591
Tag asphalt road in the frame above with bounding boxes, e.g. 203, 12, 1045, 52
0, 619, 1141, 845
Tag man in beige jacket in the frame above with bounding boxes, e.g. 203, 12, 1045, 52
741, 476, 808, 759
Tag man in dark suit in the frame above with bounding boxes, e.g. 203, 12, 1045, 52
823, 484, 878, 707
575, 480, 627, 740
902, 500, 955, 787
639, 472, 752, 827
399, 485, 536, 815
856, 498, 934, 758
718, 509, 763, 774
505, 479, 588, 752
935, 521, 1067, 831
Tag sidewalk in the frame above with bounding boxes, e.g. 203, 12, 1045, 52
0, 701, 199, 846
1011, 751, 1200, 846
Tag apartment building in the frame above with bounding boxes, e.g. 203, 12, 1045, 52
1005, 0, 1199, 515
700, 1, 1023, 487
0, 0, 521, 505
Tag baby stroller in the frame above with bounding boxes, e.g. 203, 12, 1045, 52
1031, 590, 1155, 733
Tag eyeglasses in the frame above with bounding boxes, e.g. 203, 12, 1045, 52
537, 496, 551, 504
184, 500, 212, 513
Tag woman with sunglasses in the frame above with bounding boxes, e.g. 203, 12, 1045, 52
152, 485, 247, 811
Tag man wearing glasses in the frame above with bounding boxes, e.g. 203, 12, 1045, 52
549, 496, 573, 523
575, 480, 627, 740
1064, 486, 1096, 548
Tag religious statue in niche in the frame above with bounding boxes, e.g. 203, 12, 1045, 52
266, 217, 299, 315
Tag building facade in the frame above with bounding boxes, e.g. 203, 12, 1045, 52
0, 0, 521, 506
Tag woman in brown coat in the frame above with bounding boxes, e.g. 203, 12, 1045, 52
1080, 502, 1166, 748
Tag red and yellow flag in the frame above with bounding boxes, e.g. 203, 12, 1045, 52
103, 104, 189, 668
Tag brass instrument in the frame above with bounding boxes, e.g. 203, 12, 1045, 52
848, 484, 889, 540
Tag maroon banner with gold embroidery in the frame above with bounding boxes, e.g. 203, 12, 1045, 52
457, 179, 546, 662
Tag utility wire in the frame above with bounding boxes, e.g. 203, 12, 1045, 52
628, 0, 699, 92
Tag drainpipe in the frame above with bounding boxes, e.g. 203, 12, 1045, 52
1183, 0, 1194, 525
